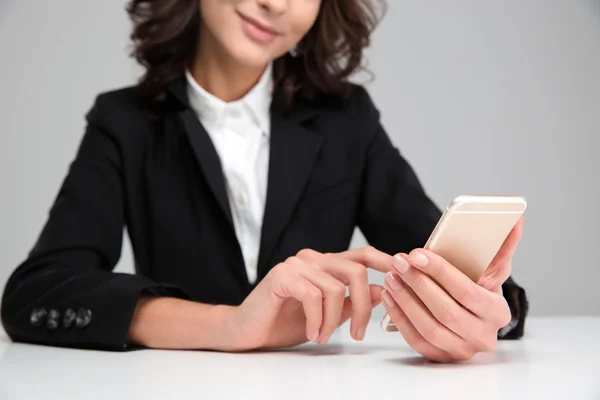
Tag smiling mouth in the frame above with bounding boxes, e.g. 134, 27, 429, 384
237, 11, 281, 43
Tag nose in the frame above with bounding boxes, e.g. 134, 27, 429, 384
257, 0, 287, 14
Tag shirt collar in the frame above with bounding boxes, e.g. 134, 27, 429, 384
185, 63, 273, 137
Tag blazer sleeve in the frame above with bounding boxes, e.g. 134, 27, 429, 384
354, 87, 528, 339
1, 97, 191, 351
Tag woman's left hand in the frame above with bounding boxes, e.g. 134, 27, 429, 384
381, 217, 524, 363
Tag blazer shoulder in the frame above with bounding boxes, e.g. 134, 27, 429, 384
347, 83, 380, 118
316, 84, 381, 126
310, 84, 382, 143
86, 86, 150, 128
95, 85, 138, 103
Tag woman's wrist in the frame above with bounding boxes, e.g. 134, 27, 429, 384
128, 296, 240, 351
202, 303, 241, 351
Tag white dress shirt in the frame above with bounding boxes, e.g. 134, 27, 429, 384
185, 64, 273, 284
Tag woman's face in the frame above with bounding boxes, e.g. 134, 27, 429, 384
199, 0, 321, 67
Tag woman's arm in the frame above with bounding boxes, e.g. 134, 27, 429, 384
353, 86, 528, 339
0, 97, 220, 350
127, 296, 237, 350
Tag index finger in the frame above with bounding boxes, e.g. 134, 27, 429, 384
297, 250, 372, 340
401, 249, 498, 317
335, 246, 393, 273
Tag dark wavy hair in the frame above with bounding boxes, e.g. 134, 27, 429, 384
127, 0, 385, 112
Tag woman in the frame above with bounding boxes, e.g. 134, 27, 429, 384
1, 0, 527, 362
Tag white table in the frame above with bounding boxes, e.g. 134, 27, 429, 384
0, 317, 598, 400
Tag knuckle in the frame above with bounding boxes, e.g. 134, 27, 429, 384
306, 288, 322, 301
429, 261, 445, 278
488, 296, 512, 328
363, 245, 376, 254
297, 248, 318, 259
284, 256, 297, 266
423, 326, 439, 344
269, 263, 287, 279
438, 306, 460, 327
309, 262, 321, 272
411, 272, 425, 289
496, 306, 513, 328
332, 282, 347, 297
362, 245, 376, 261
350, 264, 368, 281
459, 285, 481, 305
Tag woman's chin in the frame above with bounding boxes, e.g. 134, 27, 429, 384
227, 43, 278, 69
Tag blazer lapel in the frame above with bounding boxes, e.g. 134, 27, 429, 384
177, 110, 235, 229
167, 78, 235, 232
257, 97, 322, 281
167, 77, 322, 284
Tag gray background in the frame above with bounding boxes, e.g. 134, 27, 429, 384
1, 0, 598, 318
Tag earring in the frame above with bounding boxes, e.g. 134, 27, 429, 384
289, 44, 301, 58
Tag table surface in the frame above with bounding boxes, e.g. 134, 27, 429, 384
0, 317, 598, 400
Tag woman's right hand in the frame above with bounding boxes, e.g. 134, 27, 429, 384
222, 246, 393, 351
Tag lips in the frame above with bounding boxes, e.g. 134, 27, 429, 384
237, 11, 281, 44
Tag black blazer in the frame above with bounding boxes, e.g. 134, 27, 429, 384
1, 80, 528, 350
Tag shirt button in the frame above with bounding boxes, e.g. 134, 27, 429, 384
237, 192, 247, 206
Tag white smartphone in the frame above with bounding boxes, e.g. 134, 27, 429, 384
381, 195, 527, 332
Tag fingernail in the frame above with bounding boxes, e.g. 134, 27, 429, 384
386, 272, 403, 291
309, 332, 318, 342
381, 290, 395, 307
392, 255, 409, 274
409, 250, 429, 267
318, 335, 330, 345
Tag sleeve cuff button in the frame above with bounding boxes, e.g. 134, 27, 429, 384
46, 309, 60, 330
75, 308, 92, 328
30, 308, 47, 327
63, 309, 77, 329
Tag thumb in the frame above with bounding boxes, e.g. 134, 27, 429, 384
479, 217, 525, 290
338, 284, 384, 325
491, 217, 525, 267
